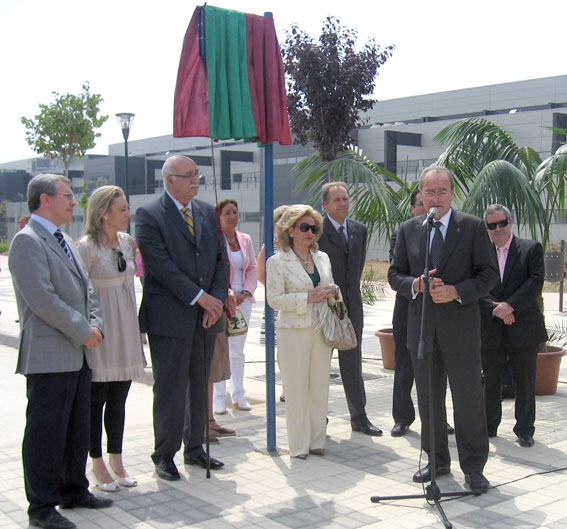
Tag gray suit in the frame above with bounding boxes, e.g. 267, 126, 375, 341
9, 218, 103, 517
136, 194, 227, 461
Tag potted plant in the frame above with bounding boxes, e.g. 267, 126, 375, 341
538, 320, 567, 395
375, 328, 395, 370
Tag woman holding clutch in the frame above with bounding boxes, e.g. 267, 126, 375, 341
266, 204, 339, 459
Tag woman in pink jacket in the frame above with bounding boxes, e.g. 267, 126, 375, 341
213, 199, 258, 414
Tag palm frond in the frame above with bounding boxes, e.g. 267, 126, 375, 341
462, 160, 546, 241
291, 147, 409, 240
435, 118, 531, 188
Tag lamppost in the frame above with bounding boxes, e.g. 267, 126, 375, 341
115, 112, 135, 204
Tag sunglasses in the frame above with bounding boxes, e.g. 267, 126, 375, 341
112, 248, 127, 272
486, 218, 510, 230
298, 223, 319, 234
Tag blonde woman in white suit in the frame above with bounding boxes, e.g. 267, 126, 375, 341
267, 204, 339, 459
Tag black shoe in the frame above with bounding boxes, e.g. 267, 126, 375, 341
465, 471, 490, 493
153, 457, 180, 481
391, 423, 410, 437
518, 434, 534, 447
412, 463, 451, 483
184, 453, 224, 469
351, 421, 383, 436
447, 423, 455, 435
30, 511, 76, 529
60, 493, 113, 510
488, 428, 498, 438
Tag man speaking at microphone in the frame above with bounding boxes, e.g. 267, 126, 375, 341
389, 166, 498, 493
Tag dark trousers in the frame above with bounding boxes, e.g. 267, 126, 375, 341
412, 336, 488, 474
482, 338, 538, 437
23, 361, 91, 517
90, 380, 132, 458
338, 326, 368, 425
392, 295, 415, 425
148, 331, 214, 461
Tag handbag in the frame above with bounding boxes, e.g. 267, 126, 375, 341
226, 307, 248, 336
320, 299, 357, 350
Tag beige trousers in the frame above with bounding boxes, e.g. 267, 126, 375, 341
277, 327, 332, 457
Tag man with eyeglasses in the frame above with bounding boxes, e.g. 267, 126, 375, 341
9, 174, 109, 529
389, 166, 499, 494
480, 204, 546, 448
318, 182, 383, 436
136, 155, 226, 482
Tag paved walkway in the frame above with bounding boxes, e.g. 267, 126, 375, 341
0, 255, 566, 529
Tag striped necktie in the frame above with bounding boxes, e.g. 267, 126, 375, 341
54, 229, 72, 260
180, 207, 195, 236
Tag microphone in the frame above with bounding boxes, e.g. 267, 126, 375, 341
422, 207, 439, 226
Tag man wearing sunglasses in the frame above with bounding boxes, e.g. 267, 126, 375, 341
318, 182, 383, 437
480, 204, 546, 449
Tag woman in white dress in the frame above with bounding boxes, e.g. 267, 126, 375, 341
77, 186, 146, 491
213, 199, 258, 415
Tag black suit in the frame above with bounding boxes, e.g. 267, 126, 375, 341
318, 216, 369, 424
480, 236, 547, 437
136, 193, 227, 462
389, 209, 499, 473
389, 231, 416, 427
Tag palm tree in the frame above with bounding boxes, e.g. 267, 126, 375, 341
291, 119, 567, 251
291, 147, 415, 241
435, 117, 567, 248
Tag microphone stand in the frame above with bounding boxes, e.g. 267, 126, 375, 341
371, 215, 479, 529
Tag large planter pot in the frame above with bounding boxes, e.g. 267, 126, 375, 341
535, 346, 566, 395
375, 328, 396, 370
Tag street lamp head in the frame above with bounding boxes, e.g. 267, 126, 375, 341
115, 112, 135, 141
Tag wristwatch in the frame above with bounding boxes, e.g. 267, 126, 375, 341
240, 290, 251, 296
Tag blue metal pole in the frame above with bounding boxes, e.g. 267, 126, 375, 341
263, 7, 277, 453
264, 143, 276, 452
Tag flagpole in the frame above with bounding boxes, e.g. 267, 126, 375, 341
262, 11, 277, 453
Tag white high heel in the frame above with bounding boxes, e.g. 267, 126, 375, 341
91, 473, 120, 492
109, 468, 138, 487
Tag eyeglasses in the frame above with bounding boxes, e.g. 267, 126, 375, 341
486, 218, 510, 230
112, 248, 127, 272
54, 192, 75, 200
422, 189, 450, 198
298, 223, 319, 234
170, 172, 202, 179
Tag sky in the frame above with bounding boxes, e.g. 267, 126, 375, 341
1, 0, 565, 164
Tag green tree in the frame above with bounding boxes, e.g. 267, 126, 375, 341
21, 82, 108, 178
435, 117, 567, 248
282, 17, 394, 162
282, 17, 398, 239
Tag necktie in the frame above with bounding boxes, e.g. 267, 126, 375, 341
181, 207, 195, 236
338, 225, 348, 248
430, 221, 444, 269
497, 246, 507, 281
54, 229, 72, 260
